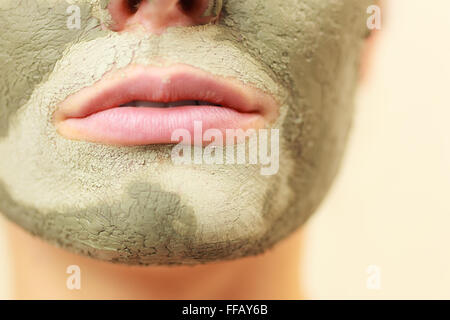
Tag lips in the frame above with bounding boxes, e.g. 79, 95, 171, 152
54, 64, 279, 146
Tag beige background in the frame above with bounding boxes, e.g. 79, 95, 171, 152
0, 0, 449, 299
303, 0, 450, 299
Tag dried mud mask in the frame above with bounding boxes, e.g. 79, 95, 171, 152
0, 0, 374, 265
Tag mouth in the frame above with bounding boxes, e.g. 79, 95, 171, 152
54, 64, 279, 146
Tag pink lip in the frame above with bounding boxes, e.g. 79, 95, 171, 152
54, 64, 279, 146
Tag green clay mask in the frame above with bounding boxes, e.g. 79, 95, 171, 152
0, 0, 373, 264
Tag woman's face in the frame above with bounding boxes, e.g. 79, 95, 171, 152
0, 0, 372, 264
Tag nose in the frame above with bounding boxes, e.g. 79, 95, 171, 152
107, 0, 223, 34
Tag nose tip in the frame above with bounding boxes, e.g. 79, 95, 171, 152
107, 0, 222, 34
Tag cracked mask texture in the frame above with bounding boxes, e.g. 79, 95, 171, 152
0, 0, 374, 264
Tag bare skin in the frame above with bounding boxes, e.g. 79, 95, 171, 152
6, 221, 304, 300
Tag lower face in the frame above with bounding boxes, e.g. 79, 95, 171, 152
0, 0, 372, 264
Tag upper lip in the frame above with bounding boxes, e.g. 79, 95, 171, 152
54, 64, 279, 123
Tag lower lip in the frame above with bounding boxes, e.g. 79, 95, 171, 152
57, 106, 264, 146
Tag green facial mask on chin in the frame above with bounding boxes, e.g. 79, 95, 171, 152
0, 0, 374, 265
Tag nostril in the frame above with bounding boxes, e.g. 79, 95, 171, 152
126, 0, 142, 14
178, 0, 197, 13
178, 0, 223, 20
108, 0, 222, 33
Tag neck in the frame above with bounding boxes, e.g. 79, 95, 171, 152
6, 221, 304, 299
